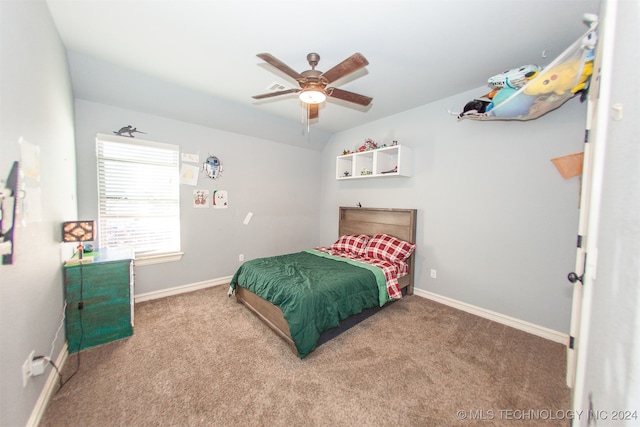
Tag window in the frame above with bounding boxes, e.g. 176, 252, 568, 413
96, 133, 181, 264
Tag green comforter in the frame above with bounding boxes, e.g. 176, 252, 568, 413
229, 250, 388, 358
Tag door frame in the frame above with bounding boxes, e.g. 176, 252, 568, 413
566, 1, 616, 396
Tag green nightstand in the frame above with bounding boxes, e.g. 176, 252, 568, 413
63, 247, 135, 353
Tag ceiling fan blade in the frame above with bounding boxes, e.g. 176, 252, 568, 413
257, 53, 304, 81
252, 88, 300, 100
326, 87, 373, 106
320, 52, 369, 85
308, 103, 319, 120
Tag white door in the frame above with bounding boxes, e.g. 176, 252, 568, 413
566, 12, 603, 388
565, 98, 595, 388
570, 0, 640, 418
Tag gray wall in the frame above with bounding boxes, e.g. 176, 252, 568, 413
0, 1, 77, 425
6, 1, 637, 424
73, 100, 322, 295
319, 88, 587, 333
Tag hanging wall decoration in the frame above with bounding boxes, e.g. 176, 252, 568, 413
551, 152, 584, 179
212, 190, 228, 209
113, 125, 146, 137
193, 189, 209, 208
180, 163, 199, 186
202, 155, 223, 180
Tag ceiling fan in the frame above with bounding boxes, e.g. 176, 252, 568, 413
252, 52, 373, 120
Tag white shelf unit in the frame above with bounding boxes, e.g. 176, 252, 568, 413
336, 145, 413, 180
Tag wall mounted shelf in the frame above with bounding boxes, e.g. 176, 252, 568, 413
1, 161, 20, 264
336, 145, 413, 180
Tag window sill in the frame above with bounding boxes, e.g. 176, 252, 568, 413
135, 251, 184, 266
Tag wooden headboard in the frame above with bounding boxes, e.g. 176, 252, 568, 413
338, 207, 417, 295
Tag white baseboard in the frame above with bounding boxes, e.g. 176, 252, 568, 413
134, 279, 568, 345
413, 288, 569, 345
135, 276, 232, 303
27, 343, 68, 427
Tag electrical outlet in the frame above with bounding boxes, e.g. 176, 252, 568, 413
31, 358, 46, 376
22, 351, 34, 387
239, 254, 244, 262
430, 269, 437, 279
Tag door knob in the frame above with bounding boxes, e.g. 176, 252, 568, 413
568, 272, 583, 283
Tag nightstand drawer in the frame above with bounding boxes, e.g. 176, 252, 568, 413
64, 262, 131, 302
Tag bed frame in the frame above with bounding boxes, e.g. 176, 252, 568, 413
234, 207, 417, 356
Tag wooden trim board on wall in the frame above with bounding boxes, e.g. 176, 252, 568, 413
137, 275, 567, 345
134, 276, 233, 303
414, 288, 568, 345
27, 344, 68, 427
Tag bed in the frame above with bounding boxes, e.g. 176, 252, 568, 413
229, 207, 417, 358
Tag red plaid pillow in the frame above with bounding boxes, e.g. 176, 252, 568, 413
330, 234, 370, 256
365, 234, 416, 264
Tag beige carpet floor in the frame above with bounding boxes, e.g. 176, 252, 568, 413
41, 285, 570, 426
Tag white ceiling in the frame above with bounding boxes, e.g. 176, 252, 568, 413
45, 0, 600, 139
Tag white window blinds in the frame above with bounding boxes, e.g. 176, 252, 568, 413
96, 134, 180, 256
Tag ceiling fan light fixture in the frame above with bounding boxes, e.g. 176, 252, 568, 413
254, 52, 372, 119
299, 89, 326, 104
